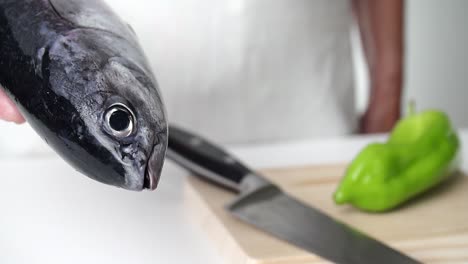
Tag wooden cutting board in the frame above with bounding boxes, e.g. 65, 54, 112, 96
183, 164, 468, 264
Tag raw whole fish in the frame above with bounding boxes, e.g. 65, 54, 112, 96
0, 0, 168, 191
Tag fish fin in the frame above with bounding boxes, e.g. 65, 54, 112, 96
126, 23, 140, 39
34, 47, 50, 79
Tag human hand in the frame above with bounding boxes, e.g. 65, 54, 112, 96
0, 88, 25, 124
359, 80, 401, 134
359, 104, 400, 134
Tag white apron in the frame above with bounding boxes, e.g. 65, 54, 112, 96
150, 0, 357, 144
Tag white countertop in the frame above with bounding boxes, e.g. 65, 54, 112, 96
2, 129, 468, 264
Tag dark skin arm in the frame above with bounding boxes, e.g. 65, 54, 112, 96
353, 0, 405, 134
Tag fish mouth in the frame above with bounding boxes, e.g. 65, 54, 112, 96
143, 136, 167, 190
144, 168, 158, 190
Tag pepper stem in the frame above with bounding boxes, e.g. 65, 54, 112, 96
408, 99, 416, 116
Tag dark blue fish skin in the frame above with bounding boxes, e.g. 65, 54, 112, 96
0, 0, 168, 191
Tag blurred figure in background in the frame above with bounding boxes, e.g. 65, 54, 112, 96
0, 0, 404, 145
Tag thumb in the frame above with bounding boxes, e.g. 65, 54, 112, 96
0, 88, 25, 124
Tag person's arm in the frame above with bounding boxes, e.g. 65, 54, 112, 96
0, 88, 25, 124
353, 0, 405, 134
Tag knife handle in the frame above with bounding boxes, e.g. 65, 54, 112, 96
166, 125, 252, 192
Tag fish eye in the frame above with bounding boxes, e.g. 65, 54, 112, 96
104, 103, 135, 138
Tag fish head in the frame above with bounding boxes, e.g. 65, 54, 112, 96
44, 32, 168, 191
76, 58, 168, 191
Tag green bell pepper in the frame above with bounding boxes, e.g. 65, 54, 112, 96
333, 103, 461, 212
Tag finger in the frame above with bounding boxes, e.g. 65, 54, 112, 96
0, 88, 26, 124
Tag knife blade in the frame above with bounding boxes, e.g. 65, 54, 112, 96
166, 125, 420, 264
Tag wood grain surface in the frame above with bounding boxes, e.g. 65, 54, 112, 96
184, 164, 468, 264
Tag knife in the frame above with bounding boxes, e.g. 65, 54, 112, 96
166, 125, 420, 264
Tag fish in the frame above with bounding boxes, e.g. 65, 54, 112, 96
0, 0, 168, 191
